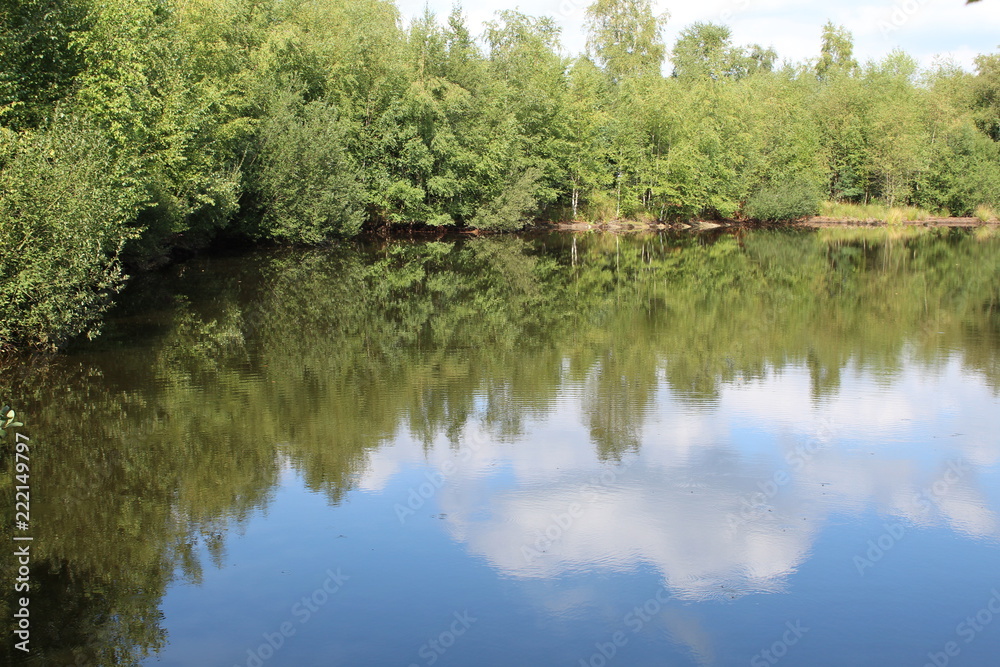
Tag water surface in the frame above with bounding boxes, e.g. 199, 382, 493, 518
3, 228, 999, 666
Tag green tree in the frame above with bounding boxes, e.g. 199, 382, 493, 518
585, 0, 668, 83
973, 51, 1000, 141
485, 11, 570, 210
0, 0, 91, 130
815, 21, 858, 81
254, 92, 365, 242
366, 9, 483, 227
561, 57, 611, 220
671, 22, 747, 81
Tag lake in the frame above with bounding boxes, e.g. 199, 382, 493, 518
3, 227, 1000, 667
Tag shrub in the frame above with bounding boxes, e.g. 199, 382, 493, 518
469, 168, 542, 231
915, 124, 1000, 217
0, 116, 142, 350
744, 180, 822, 222
255, 95, 365, 243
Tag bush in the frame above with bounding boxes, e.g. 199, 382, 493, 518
255, 95, 365, 243
744, 180, 822, 222
914, 124, 1000, 217
0, 116, 143, 350
469, 167, 542, 231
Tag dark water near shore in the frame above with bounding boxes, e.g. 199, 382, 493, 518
2, 228, 1000, 666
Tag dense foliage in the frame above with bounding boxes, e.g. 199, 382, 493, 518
2, 0, 1000, 348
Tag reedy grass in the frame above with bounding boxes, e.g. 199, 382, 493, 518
820, 201, 933, 223
973, 205, 998, 223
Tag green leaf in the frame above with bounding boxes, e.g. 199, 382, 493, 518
5, 409, 14, 419
11, 422, 24, 427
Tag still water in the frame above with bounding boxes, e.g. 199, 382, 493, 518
3, 228, 1000, 666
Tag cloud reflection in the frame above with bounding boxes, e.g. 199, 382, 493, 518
372, 355, 1000, 601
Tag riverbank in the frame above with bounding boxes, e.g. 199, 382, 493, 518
541, 216, 1000, 233
801, 216, 997, 228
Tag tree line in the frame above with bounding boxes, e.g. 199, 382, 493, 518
1, 0, 999, 350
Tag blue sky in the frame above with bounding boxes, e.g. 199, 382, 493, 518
395, 0, 1000, 71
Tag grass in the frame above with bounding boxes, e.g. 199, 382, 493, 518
974, 205, 998, 223
819, 201, 933, 223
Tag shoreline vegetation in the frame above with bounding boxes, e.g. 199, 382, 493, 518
2, 0, 1000, 351
543, 216, 1000, 234
542, 221, 998, 235
541, 198, 1000, 232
